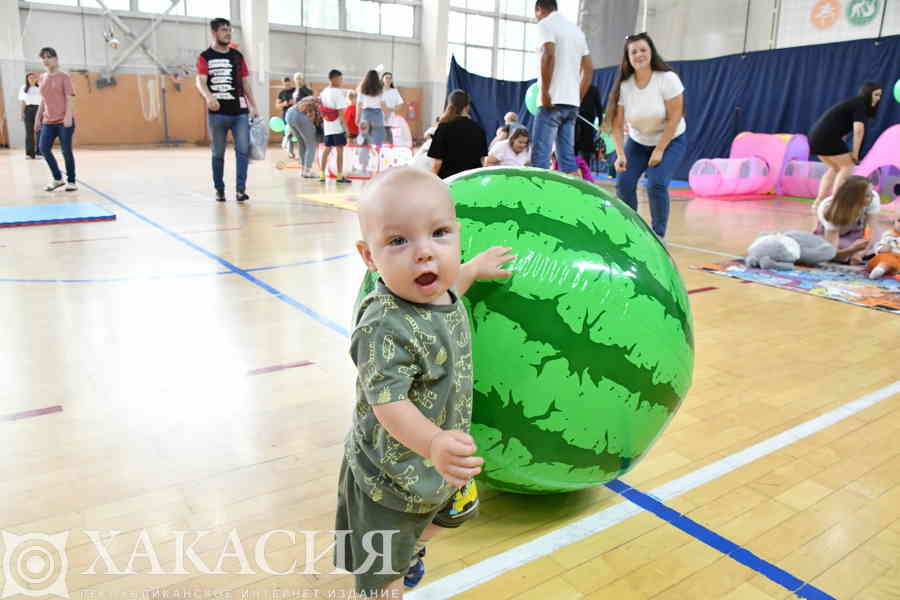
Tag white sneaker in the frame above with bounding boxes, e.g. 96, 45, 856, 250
65, 182, 78, 192
44, 180, 64, 192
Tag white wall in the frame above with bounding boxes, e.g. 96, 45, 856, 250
640, 0, 900, 61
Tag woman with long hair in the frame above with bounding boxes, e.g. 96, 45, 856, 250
815, 175, 883, 264
603, 32, 687, 238
427, 90, 487, 179
809, 83, 883, 211
355, 69, 386, 176
18, 72, 41, 159
381, 71, 404, 144
486, 128, 531, 167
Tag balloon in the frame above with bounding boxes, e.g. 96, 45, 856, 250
525, 82, 540, 116
268, 116, 285, 133
600, 132, 614, 154
894, 78, 900, 104
358, 168, 693, 494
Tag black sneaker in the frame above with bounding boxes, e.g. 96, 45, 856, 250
236, 191, 249, 203
215, 189, 226, 202
336, 176, 352, 184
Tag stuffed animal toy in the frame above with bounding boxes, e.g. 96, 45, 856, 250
745, 231, 836, 270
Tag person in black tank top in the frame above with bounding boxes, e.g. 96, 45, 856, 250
427, 90, 488, 180
808, 82, 883, 212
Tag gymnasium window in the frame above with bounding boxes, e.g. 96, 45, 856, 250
26, 0, 130, 8
136, 0, 230, 18
269, 0, 339, 30
448, 10, 494, 77
450, 0, 577, 80
346, 1, 416, 38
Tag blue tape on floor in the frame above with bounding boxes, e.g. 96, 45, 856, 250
0, 253, 356, 284
604, 479, 836, 599
79, 181, 349, 337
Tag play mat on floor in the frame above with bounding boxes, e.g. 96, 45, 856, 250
692, 260, 900, 315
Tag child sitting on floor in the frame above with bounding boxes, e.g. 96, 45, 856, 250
866, 215, 900, 280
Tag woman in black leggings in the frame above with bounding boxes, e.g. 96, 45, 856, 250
18, 72, 41, 159
808, 82, 883, 211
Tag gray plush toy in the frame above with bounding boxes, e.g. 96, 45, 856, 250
745, 231, 836, 270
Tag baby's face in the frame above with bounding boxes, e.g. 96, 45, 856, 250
357, 170, 461, 305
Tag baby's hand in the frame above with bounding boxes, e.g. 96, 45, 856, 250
469, 246, 515, 281
429, 430, 484, 488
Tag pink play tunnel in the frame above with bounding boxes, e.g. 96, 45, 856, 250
689, 132, 810, 198
855, 124, 900, 204
689, 157, 769, 196
781, 160, 829, 198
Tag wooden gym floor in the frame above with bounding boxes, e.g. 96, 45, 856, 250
1, 146, 899, 600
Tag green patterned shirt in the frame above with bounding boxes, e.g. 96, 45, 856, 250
347, 280, 474, 514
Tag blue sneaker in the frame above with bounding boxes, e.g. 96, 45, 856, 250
403, 547, 426, 588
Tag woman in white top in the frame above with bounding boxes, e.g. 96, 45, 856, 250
815, 175, 882, 264
381, 72, 403, 144
356, 70, 386, 175
485, 128, 531, 167
18, 72, 42, 159
603, 33, 687, 238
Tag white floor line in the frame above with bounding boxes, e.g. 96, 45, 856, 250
408, 380, 900, 600
666, 241, 741, 259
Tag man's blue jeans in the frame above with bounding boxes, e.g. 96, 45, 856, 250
39, 123, 76, 183
208, 113, 250, 193
531, 104, 578, 172
616, 134, 688, 238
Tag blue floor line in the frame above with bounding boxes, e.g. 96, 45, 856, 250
78, 180, 349, 337
0, 253, 356, 284
605, 480, 836, 599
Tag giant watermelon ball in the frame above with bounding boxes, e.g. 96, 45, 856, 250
359, 167, 694, 494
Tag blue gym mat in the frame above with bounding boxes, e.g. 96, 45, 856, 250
0, 203, 116, 228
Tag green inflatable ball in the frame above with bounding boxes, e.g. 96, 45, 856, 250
269, 116, 285, 133
525, 83, 540, 116
894, 78, 900, 104
358, 167, 694, 494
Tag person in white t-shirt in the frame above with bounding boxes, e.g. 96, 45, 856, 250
356, 70, 387, 176
486, 128, 531, 167
603, 32, 687, 238
531, 0, 593, 176
815, 175, 882, 264
18, 72, 42, 159
381, 72, 404, 144
319, 69, 351, 184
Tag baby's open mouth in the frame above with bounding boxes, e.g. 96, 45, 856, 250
415, 272, 438, 286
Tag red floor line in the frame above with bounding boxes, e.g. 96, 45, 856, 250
2, 405, 63, 422
688, 286, 718, 295
50, 236, 130, 244
247, 361, 315, 376
272, 221, 336, 228
179, 227, 242, 234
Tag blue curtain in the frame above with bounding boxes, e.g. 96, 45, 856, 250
447, 34, 900, 181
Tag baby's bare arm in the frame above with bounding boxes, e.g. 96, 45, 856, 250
373, 401, 483, 487
373, 400, 442, 458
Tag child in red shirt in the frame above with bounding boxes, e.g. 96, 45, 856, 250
345, 90, 360, 140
